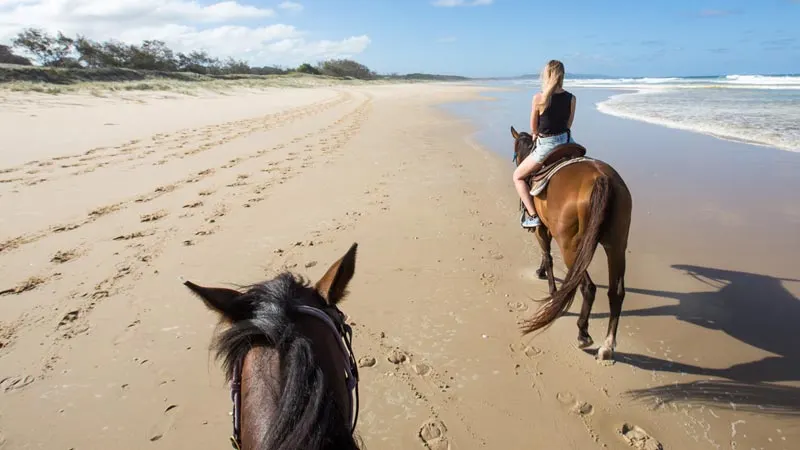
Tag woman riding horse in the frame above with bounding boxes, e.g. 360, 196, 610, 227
513, 59, 577, 228
508, 62, 632, 361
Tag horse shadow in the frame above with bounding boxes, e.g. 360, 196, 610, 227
569, 264, 800, 415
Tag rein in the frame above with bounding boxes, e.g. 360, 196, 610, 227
228, 304, 360, 449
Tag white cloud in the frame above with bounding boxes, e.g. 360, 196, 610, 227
257, 35, 370, 61
277, 1, 303, 13
0, 0, 368, 65
432, 0, 493, 6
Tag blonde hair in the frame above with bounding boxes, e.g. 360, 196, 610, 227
535, 60, 565, 114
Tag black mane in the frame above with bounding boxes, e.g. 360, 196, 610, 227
212, 273, 359, 450
514, 131, 535, 165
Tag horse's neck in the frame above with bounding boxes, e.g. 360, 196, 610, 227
241, 347, 281, 449
296, 318, 350, 422
238, 321, 355, 450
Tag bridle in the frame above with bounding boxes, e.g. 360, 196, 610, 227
228, 304, 360, 449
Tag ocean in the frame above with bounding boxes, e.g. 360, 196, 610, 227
440, 77, 800, 262
507, 75, 800, 153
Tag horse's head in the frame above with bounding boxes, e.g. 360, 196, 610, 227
510, 125, 535, 167
185, 243, 360, 450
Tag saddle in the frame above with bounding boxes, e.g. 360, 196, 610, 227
531, 143, 587, 183
528, 143, 591, 197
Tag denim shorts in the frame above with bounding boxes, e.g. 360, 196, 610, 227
530, 131, 575, 163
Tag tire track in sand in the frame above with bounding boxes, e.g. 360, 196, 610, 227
0, 92, 354, 256
0, 92, 350, 190
0, 93, 373, 387
0, 95, 368, 311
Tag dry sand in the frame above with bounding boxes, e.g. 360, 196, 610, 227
0, 82, 797, 449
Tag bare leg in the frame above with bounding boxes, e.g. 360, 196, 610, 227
513, 156, 542, 217
577, 273, 596, 348
597, 249, 626, 361
534, 226, 557, 294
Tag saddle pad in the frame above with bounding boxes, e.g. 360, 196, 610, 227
530, 157, 593, 197
531, 144, 587, 183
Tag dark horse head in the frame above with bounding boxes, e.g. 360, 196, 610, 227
185, 243, 361, 450
510, 126, 535, 167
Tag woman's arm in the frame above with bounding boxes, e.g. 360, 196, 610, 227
530, 93, 541, 135
567, 95, 577, 128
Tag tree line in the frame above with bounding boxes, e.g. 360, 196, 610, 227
0, 28, 378, 80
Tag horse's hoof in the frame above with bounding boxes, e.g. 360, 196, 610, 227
536, 269, 547, 280
577, 336, 594, 349
596, 347, 614, 361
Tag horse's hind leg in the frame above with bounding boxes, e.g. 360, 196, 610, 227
577, 273, 596, 348
534, 226, 557, 294
533, 226, 551, 279
597, 248, 626, 361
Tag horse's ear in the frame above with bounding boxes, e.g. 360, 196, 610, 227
510, 126, 519, 140
184, 281, 242, 316
315, 243, 358, 305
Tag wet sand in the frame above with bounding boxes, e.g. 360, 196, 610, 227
0, 82, 797, 449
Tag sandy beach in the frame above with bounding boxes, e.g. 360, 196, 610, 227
1, 81, 798, 450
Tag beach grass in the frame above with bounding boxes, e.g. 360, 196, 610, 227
0, 65, 434, 95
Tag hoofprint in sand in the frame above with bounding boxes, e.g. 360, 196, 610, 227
0, 82, 795, 449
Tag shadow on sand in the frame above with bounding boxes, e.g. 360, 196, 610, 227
567, 264, 800, 416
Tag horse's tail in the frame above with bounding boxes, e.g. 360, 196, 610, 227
521, 175, 611, 335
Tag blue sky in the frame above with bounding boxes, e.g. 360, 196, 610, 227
1, 0, 799, 77
287, 0, 800, 77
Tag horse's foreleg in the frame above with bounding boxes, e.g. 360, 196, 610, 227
577, 273, 596, 348
598, 248, 626, 361
534, 226, 556, 294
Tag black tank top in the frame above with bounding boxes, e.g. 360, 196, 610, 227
537, 91, 573, 135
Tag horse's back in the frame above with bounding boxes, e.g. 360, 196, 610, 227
561, 158, 630, 198
535, 158, 631, 239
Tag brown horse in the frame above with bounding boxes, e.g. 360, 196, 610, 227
184, 243, 361, 450
510, 126, 633, 361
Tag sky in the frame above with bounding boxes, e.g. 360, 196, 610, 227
1, 0, 799, 77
